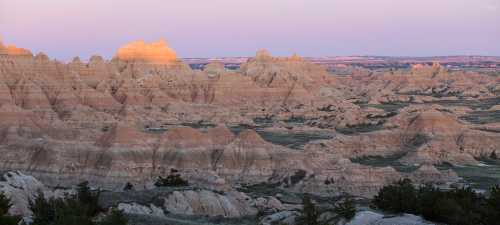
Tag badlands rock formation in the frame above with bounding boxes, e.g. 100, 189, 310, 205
0, 40, 498, 204
0, 171, 71, 217
343, 63, 499, 103
0, 41, 32, 57
113, 40, 177, 64
163, 190, 257, 217
307, 104, 500, 165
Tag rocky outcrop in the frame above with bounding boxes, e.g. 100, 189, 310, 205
261, 210, 436, 225
117, 203, 166, 218
254, 196, 284, 212
342, 64, 498, 103
0, 171, 46, 216
260, 211, 299, 225
408, 165, 459, 184
308, 105, 500, 166
0, 41, 32, 57
283, 155, 402, 197
163, 190, 257, 217
113, 40, 177, 64
346, 211, 435, 225
0, 171, 70, 218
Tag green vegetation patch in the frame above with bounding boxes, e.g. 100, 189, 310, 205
371, 179, 500, 225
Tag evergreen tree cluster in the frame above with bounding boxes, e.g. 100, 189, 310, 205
30, 181, 128, 225
0, 191, 22, 225
371, 179, 500, 225
154, 174, 189, 187
296, 194, 356, 225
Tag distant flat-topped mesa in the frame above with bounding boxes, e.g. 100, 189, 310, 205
0, 41, 33, 57
113, 40, 177, 64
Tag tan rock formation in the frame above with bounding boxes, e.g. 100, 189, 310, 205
309, 105, 500, 166
0, 42, 498, 200
113, 40, 177, 64
0, 41, 32, 57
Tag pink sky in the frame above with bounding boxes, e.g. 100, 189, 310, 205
1, 0, 499, 60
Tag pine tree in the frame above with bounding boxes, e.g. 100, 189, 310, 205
296, 195, 320, 225
0, 191, 22, 225
490, 151, 498, 160
76, 181, 102, 217
29, 191, 55, 225
333, 197, 356, 221
52, 197, 94, 225
482, 185, 500, 225
30, 182, 104, 225
0, 191, 12, 216
123, 182, 134, 191
371, 179, 417, 213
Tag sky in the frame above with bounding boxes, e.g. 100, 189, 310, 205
1, 0, 499, 60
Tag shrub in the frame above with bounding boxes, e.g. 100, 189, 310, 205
371, 180, 500, 225
415, 184, 442, 221
290, 170, 307, 185
482, 185, 500, 225
30, 191, 55, 225
487, 185, 500, 211
416, 185, 482, 225
52, 197, 94, 225
0, 191, 12, 216
30, 181, 106, 225
76, 181, 102, 217
333, 196, 356, 221
123, 182, 134, 191
371, 179, 417, 213
0, 216, 21, 225
296, 195, 320, 225
490, 151, 498, 160
297, 195, 356, 225
154, 174, 188, 187
0, 191, 21, 225
431, 197, 463, 225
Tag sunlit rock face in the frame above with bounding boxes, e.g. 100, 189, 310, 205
0, 41, 33, 56
113, 40, 177, 64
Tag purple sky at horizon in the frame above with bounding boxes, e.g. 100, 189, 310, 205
1, 0, 499, 60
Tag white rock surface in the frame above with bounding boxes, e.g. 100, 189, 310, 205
0, 171, 73, 218
117, 203, 165, 218
346, 211, 435, 225
260, 211, 299, 225
163, 190, 257, 217
254, 196, 284, 212
0, 171, 46, 216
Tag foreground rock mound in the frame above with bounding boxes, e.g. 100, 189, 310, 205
163, 190, 257, 217
0, 171, 70, 218
347, 211, 435, 225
